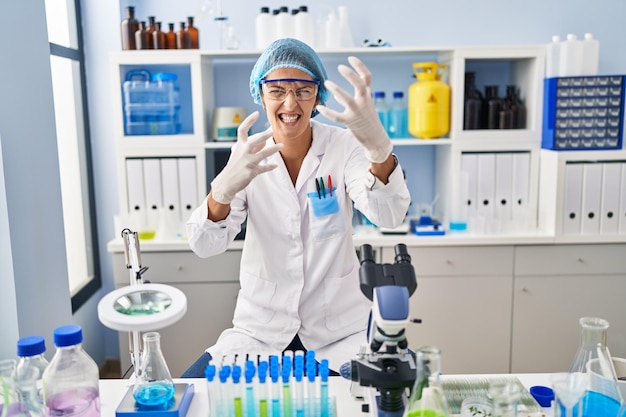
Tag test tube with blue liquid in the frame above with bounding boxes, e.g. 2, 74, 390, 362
269, 356, 281, 417
294, 353, 305, 417
320, 360, 330, 417
245, 361, 257, 417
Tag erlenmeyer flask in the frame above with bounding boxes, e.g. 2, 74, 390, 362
568, 317, 622, 417
133, 332, 175, 407
404, 346, 451, 417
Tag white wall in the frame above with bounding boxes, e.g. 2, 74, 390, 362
91, 0, 626, 361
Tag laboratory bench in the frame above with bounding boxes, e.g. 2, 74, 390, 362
107, 236, 626, 378
99, 374, 555, 416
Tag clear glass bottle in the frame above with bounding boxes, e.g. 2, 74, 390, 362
403, 346, 450, 417
16, 336, 49, 413
389, 91, 408, 138
120, 6, 139, 50
489, 380, 520, 417
0, 358, 21, 417
568, 317, 622, 417
42, 325, 100, 417
373, 91, 390, 135
133, 332, 175, 407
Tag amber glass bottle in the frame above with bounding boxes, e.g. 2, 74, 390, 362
145, 16, 156, 49
135, 21, 151, 50
165, 23, 177, 49
120, 6, 139, 50
177, 22, 191, 49
186, 16, 199, 49
153, 22, 166, 49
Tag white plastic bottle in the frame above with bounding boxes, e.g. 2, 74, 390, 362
389, 91, 408, 138
337, 6, 355, 48
275, 6, 294, 40
255, 7, 274, 50
42, 325, 101, 417
294, 5, 315, 47
559, 33, 584, 76
581, 33, 600, 76
324, 11, 340, 48
545, 35, 561, 78
373, 91, 390, 134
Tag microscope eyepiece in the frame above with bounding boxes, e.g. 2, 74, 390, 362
394, 243, 411, 264
359, 244, 376, 264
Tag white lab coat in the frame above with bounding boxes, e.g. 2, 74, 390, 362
186, 120, 411, 371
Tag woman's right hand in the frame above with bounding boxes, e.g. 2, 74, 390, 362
210, 111, 283, 205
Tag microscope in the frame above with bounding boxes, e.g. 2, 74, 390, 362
342, 243, 419, 417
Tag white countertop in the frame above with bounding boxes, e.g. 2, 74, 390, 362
100, 373, 554, 417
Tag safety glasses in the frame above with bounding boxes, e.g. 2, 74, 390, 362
260, 78, 320, 101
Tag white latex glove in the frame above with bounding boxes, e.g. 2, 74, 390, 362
210, 111, 283, 204
316, 56, 393, 163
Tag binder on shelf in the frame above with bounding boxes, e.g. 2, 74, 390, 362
460, 153, 478, 220
495, 153, 514, 222
562, 162, 583, 235
512, 152, 531, 224
619, 162, 626, 234
159, 157, 182, 240
177, 157, 198, 229
600, 162, 621, 235
142, 157, 163, 213
476, 153, 496, 219
580, 162, 602, 235
125, 158, 146, 223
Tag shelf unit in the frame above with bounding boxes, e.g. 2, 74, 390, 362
109, 44, 625, 245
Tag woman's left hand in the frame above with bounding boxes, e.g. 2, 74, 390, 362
316, 56, 392, 163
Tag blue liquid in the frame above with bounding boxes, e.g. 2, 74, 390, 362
133, 382, 175, 406
271, 399, 280, 417
568, 391, 622, 417
321, 383, 329, 417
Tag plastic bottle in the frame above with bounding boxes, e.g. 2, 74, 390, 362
42, 325, 101, 417
255, 7, 274, 50
324, 12, 340, 48
276, 6, 294, 39
403, 346, 450, 417
373, 91, 390, 134
581, 33, 600, 76
389, 91, 408, 138
120, 6, 139, 50
16, 335, 49, 413
546, 35, 561, 78
186, 16, 199, 49
165, 23, 177, 49
559, 33, 584, 76
337, 6, 355, 48
294, 5, 315, 47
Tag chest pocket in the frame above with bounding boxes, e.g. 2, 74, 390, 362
307, 188, 346, 240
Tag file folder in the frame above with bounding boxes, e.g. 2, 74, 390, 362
476, 153, 496, 219
600, 162, 621, 235
460, 153, 478, 220
142, 158, 163, 213
618, 162, 626, 235
580, 162, 602, 235
177, 157, 198, 225
159, 158, 182, 240
562, 163, 583, 235
125, 158, 145, 215
512, 152, 531, 223
495, 153, 514, 222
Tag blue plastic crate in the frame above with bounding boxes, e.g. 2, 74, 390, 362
542, 75, 625, 150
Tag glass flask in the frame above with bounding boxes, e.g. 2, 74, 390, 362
489, 380, 520, 417
133, 332, 175, 407
568, 317, 622, 417
552, 372, 586, 417
404, 346, 451, 417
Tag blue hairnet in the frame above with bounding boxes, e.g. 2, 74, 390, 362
250, 38, 329, 117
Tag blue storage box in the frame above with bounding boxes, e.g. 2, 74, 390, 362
542, 75, 625, 150
123, 70, 181, 136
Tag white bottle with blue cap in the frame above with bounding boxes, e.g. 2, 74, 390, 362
42, 325, 101, 417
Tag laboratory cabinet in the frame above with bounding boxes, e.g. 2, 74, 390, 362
111, 248, 242, 377
511, 243, 626, 373
381, 245, 514, 374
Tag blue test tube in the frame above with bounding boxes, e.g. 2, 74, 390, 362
205, 364, 217, 417
245, 361, 257, 417
319, 360, 330, 417
269, 356, 281, 417
258, 361, 269, 417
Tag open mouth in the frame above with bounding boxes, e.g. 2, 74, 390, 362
280, 114, 300, 124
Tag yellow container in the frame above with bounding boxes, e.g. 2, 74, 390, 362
408, 62, 450, 139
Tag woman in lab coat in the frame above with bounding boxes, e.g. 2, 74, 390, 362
183, 38, 410, 376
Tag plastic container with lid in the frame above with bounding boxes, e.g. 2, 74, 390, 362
16, 335, 49, 413
373, 91, 390, 134
123, 70, 181, 135
42, 325, 101, 417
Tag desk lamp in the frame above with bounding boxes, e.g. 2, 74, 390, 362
97, 229, 193, 416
